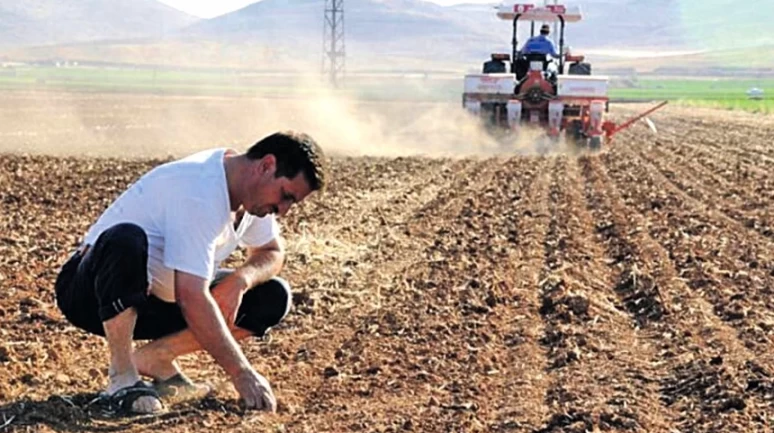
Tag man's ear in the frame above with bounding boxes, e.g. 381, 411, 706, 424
259, 154, 277, 177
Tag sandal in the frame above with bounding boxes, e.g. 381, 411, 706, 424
101, 380, 163, 415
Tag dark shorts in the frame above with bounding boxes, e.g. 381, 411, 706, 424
54, 222, 292, 340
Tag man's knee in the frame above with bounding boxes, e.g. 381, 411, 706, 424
54, 223, 150, 336
254, 277, 292, 325
235, 277, 292, 337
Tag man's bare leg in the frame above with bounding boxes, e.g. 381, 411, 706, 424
133, 326, 252, 380
104, 308, 163, 413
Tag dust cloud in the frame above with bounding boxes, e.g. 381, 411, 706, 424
229, 75, 582, 159
0, 77, 577, 160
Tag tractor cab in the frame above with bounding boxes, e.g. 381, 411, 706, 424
495, 4, 584, 81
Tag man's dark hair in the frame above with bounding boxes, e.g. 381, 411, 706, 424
540, 24, 550, 35
246, 131, 327, 191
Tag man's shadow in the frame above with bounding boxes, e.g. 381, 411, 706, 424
0, 392, 246, 432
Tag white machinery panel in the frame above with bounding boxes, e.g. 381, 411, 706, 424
548, 101, 564, 133
464, 73, 516, 94
464, 100, 482, 116
507, 100, 522, 129
557, 75, 609, 98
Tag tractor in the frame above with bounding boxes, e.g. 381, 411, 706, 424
462, 3, 666, 150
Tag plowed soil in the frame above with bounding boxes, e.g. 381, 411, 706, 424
1, 92, 773, 432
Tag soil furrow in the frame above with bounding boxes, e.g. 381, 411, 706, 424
609, 145, 774, 360
532, 156, 670, 432
634, 143, 774, 243
601, 147, 774, 431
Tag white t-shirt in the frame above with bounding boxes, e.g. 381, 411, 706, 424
82, 148, 279, 302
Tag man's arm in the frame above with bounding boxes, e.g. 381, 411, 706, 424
236, 237, 285, 290
175, 272, 252, 377
175, 271, 276, 410
549, 40, 560, 58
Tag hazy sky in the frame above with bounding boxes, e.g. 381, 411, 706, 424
158, 0, 486, 18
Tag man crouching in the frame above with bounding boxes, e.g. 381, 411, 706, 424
53, 131, 327, 415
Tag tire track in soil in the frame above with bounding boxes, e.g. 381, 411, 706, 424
531, 156, 678, 432
279, 155, 466, 316
303, 156, 553, 432
702, 143, 774, 170
476, 157, 551, 432
600, 147, 774, 431
453, 156, 554, 432
614, 144, 774, 360
327, 157, 552, 433
281, 158, 509, 433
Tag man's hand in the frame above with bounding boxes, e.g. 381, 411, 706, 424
232, 368, 277, 412
175, 272, 277, 411
212, 275, 247, 325
176, 272, 254, 383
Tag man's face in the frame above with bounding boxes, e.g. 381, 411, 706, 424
246, 155, 313, 218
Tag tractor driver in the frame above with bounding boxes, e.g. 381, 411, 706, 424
522, 24, 560, 59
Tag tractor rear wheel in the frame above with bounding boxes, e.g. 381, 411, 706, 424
589, 136, 602, 150
569, 62, 592, 75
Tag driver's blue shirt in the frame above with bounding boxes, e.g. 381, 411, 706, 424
523, 35, 559, 57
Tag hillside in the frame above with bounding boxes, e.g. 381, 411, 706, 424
0, 0, 198, 46
0, 0, 770, 72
